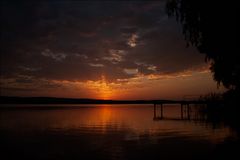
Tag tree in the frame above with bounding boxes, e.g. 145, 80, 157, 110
166, 0, 238, 90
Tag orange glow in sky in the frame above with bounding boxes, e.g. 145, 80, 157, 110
0, 68, 225, 100
95, 75, 114, 99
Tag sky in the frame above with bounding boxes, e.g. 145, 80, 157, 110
0, 1, 225, 100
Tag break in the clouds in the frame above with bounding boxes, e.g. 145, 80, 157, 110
0, 0, 217, 98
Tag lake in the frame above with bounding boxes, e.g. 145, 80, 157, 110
0, 104, 238, 160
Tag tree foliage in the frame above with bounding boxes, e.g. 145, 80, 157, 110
166, 0, 238, 89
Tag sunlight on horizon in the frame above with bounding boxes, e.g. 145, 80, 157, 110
0, 69, 225, 100
95, 75, 115, 100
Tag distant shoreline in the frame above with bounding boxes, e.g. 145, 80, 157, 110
0, 96, 178, 105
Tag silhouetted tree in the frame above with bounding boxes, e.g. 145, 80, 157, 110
166, 0, 238, 90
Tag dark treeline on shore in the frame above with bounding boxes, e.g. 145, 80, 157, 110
0, 96, 179, 105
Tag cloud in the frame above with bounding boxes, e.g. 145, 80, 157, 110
0, 1, 207, 86
102, 49, 126, 64
19, 66, 41, 72
0, 75, 62, 93
135, 61, 157, 72
147, 65, 157, 71
79, 31, 97, 38
88, 63, 104, 67
74, 54, 88, 59
124, 68, 138, 75
120, 27, 138, 34
127, 34, 138, 47
41, 49, 67, 61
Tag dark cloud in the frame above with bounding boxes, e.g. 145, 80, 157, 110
120, 27, 138, 34
1, 0, 206, 86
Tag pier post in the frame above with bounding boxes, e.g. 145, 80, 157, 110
181, 103, 183, 119
160, 104, 163, 119
154, 104, 156, 119
187, 104, 190, 120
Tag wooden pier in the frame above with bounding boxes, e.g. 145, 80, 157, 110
153, 101, 207, 121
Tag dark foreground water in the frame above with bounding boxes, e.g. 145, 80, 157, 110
0, 104, 239, 160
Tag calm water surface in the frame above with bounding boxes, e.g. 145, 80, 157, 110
0, 104, 237, 160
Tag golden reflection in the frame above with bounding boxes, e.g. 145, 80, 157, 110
100, 106, 113, 123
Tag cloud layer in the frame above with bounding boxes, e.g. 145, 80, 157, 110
0, 1, 215, 98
